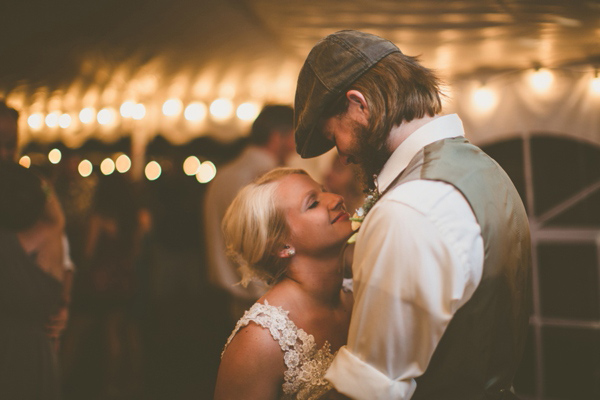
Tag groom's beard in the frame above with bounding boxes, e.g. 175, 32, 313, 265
351, 121, 392, 191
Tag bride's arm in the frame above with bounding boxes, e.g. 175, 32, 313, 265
214, 323, 285, 400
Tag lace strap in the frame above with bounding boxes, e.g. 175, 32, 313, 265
221, 300, 301, 358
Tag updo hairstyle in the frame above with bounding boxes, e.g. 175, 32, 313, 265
222, 168, 308, 286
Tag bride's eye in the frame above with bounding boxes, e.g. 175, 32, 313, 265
308, 200, 319, 209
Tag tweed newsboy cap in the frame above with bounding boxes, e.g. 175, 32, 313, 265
294, 30, 401, 158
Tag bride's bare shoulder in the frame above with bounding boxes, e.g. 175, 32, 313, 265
215, 322, 284, 400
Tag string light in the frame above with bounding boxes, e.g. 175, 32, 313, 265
100, 158, 116, 175
183, 156, 201, 175
58, 113, 72, 128
210, 98, 233, 121
528, 67, 553, 92
184, 102, 207, 121
97, 108, 116, 125
48, 148, 62, 164
145, 161, 161, 181
132, 103, 146, 120
196, 160, 217, 183
45, 112, 60, 128
79, 108, 95, 124
78, 159, 93, 177
163, 99, 183, 116
472, 85, 497, 112
120, 101, 136, 118
115, 154, 131, 173
19, 155, 31, 168
27, 113, 44, 130
236, 102, 260, 121
590, 70, 600, 95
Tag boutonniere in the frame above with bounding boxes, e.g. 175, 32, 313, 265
347, 179, 381, 244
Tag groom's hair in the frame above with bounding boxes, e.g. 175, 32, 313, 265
321, 52, 443, 152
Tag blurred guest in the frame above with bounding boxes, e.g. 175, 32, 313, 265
0, 100, 73, 348
203, 104, 295, 325
81, 173, 144, 397
0, 162, 66, 399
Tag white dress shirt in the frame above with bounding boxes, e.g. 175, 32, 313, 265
325, 114, 485, 399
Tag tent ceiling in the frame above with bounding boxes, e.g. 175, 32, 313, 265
2, 0, 598, 91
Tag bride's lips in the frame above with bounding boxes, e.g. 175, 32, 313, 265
331, 211, 349, 224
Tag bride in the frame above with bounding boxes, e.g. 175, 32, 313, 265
214, 168, 355, 400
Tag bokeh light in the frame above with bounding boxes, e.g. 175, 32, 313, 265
100, 158, 116, 175
27, 113, 44, 130
79, 108, 95, 124
78, 159, 93, 177
236, 102, 260, 121
58, 113, 72, 129
472, 86, 497, 112
132, 103, 146, 120
528, 68, 553, 92
48, 148, 62, 164
19, 155, 31, 168
120, 101, 136, 118
145, 161, 162, 181
183, 156, 201, 176
45, 112, 60, 128
184, 102, 207, 121
97, 108, 116, 125
210, 98, 233, 121
196, 160, 217, 183
115, 154, 131, 173
163, 99, 183, 116
590, 75, 600, 95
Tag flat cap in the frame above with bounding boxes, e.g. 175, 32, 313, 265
294, 30, 400, 158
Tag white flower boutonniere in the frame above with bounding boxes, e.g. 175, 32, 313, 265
347, 186, 381, 244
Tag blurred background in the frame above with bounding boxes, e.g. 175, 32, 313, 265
1, 1, 599, 399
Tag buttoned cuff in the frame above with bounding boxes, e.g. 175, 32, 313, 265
325, 346, 417, 400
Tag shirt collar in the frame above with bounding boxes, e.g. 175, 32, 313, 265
376, 114, 465, 192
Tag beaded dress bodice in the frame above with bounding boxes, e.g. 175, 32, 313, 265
222, 301, 338, 399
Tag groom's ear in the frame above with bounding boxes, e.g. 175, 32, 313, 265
346, 90, 369, 123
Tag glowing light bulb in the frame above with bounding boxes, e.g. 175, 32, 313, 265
236, 102, 260, 121
132, 103, 146, 120
58, 113, 72, 128
145, 161, 162, 181
184, 102, 207, 121
48, 148, 62, 164
28, 113, 44, 130
100, 158, 116, 175
115, 154, 131, 173
19, 155, 31, 168
45, 112, 60, 128
210, 98, 234, 121
472, 86, 497, 112
590, 75, 600, 95
79, 108, 95, 124
78, 159, 93, 177
183, 156, 201, 176
529, 68, 553, 92
120, 101, 136, 118
97, 108, 116, 125
163, 99, 183, 116
196, 161, 217, 183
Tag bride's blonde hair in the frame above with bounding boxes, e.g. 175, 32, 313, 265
222, 168, 309, 286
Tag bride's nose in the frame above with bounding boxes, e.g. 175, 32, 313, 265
327, 193, 344, 210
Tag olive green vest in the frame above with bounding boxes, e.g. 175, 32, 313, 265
387, 137, 531, 399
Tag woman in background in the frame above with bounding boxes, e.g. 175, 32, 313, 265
214, 168, 355, 400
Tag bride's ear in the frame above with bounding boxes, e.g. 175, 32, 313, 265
278, 245, 296, 258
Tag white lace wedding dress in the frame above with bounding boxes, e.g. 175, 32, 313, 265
221, 281, 352, 400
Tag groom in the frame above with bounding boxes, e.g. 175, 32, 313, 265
293, 30, 531, 399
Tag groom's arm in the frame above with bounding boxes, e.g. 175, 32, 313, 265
325, 181, 483, 399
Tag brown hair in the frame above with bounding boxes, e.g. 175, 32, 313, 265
324, 52, 443, 150
222, 168, 308, 286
